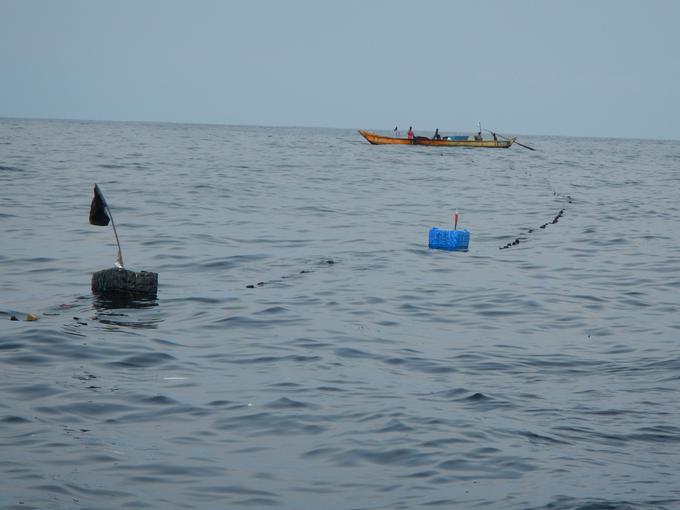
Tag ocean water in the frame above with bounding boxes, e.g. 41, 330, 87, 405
1, 118, 679, 510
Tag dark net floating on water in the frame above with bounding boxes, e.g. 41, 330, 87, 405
1, 119, 680, 510
91, 267, 158, 299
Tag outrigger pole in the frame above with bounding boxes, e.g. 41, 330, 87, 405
484, 129, 536, 151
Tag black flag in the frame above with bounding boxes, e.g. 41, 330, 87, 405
89, 184, 110, 226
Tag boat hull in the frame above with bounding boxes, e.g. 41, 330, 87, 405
358, 130, 514, 148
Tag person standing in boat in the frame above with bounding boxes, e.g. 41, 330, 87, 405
433, 128, 441, 140
407, 126, 414, 141
475, 130, 483, 141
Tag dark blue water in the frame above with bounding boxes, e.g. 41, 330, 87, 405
1, 118, 679, 509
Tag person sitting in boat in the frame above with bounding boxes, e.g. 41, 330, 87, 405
474, 131, 483, 141
433, 128, 441, 140
407, 127, 414, 140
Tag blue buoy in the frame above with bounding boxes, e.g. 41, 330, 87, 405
428, 228, 470, 252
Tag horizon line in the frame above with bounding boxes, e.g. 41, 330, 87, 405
1, 115, 677, 143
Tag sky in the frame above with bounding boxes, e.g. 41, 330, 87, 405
1, 0, 679, 139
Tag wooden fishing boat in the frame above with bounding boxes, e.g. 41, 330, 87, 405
358, 129, 515, 148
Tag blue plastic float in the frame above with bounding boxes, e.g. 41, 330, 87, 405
428, 228, 470, 251
428, 209, 470, 251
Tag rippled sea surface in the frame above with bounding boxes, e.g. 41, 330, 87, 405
1, 118, 680, 509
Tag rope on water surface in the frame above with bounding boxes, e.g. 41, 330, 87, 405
499, 180, 574, 250
246, 259, 336, 288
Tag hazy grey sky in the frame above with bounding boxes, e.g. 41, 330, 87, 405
2, 0, 679, 139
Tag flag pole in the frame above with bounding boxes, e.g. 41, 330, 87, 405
92, 183, 124, 268
107, 204, 124, 268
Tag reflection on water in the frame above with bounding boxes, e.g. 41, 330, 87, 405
92, 293, 159, 311
92, 295, 161, 329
